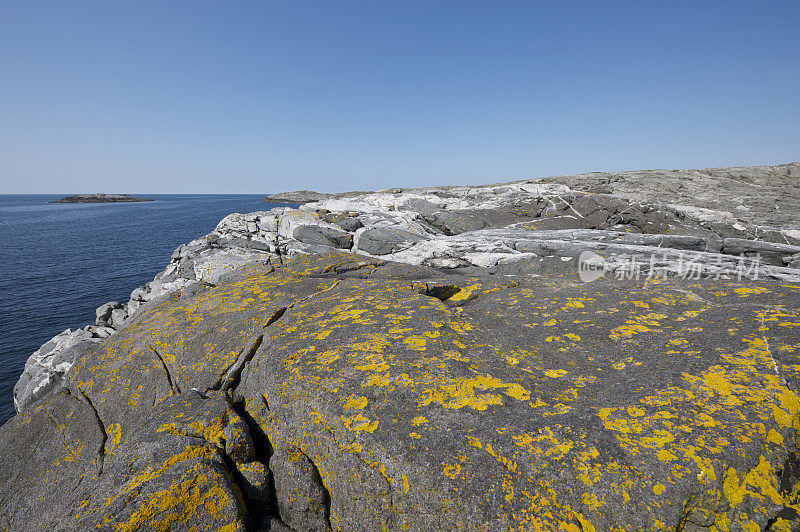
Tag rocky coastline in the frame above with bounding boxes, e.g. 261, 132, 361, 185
262, 190, 370, 204
3, 162, 800, 530
51, 193, 153, 203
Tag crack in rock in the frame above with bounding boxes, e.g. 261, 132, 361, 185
148, 344, 181, 397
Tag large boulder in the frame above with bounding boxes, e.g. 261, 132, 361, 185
95, 301, 124, 327
356, 227, 427, 255
293, 225, 354, 249
421, 211, 488, 235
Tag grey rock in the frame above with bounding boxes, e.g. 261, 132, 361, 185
109, 307, 128, 329
259, 216, 279, 233
126, 299, 143, 315
129, 285, 150, 302
356, 227, 427, 255
224, 420, 255, 463
236, 460, 271, 505
721, 238, 800, 266
540, 162, 800, 230
270, 447, 330, 532
85, 325, 115, 339
5, 163, 800, 531
217, 235, 273, 252
13, 329, 101, 412
95, 301, 124, 327
177, 257, 197, 279
191, 248, 274, 284
421, 211, 488, 235
333, 216, 364, 232
264, 189, 370, 203
3, 252, 800, 530
264, 190, 334, 203
293, 225, 353, 249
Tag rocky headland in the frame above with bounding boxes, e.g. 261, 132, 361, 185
52, 193, 153, 203
3, 163, 800, 530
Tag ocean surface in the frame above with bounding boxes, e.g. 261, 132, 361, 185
0, 194, 291, 425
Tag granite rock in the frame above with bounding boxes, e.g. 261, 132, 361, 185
1, 253, 800, 530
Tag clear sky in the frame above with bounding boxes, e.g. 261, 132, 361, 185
1, 1, 798, 194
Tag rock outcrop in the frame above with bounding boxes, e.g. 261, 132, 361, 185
2, 253, 800, 530
538, 162, 800, 230
3, 162, 800, 530
262, 190, 368, 204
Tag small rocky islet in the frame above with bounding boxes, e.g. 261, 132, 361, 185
51, 193, 153, 203
2, 163, 800, 530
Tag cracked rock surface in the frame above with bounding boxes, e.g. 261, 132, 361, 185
3, 162, 800, 530
1, 253, 800, 530
15, 164, 800, 414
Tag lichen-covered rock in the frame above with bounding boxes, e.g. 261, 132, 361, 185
2, 252, 800, 530
15, 164, 800, 418
6, 163, 800, 530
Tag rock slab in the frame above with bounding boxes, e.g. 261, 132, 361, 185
1, 253, 800, 530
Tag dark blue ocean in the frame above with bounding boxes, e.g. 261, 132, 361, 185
0, 195, 290, 425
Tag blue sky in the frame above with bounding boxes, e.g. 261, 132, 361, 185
1, 1, 798, 193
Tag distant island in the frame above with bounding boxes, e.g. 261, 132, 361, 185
51, 193, 153, 203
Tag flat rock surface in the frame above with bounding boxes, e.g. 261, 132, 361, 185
1, 253, 800, 530
538, 162, 800, 230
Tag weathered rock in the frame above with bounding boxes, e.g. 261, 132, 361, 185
721, 238, 800, 266
264, 190, 334, 203
109, 307, 128, 329
264, 190, 369, 204
95, 301, 124, 327
293, 225, 353, 249
5, 163, 800, 530
539, 162, 800, 230
12, 329, 101, 413
2, 253, 800, 530
217, 236, 274, 252
269, 448, 330, 531
356, 227, 427, 255
421, 211, 488, 235
332, 216, 363, 232
191, 248, 274, 284
13, 165, 800, 420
